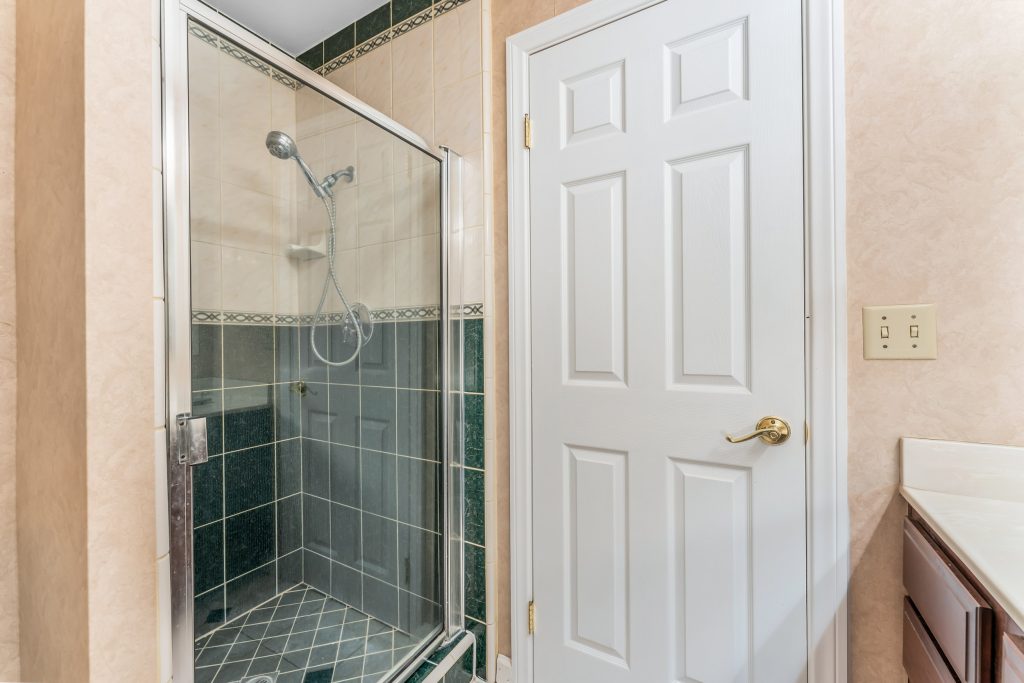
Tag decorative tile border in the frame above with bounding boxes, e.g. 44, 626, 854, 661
192, 303, 483, 325
314, 0, 471, 77
188, 22, 302, 91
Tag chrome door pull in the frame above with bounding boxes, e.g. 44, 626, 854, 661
726, 416, 791, 445
174, 413, 209, 465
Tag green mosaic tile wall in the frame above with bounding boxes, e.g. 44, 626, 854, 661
296, 0, 470, 72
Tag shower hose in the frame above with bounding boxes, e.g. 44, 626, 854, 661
308, 192, 371, 366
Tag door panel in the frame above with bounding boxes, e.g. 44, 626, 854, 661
668, 147, 749, 388
529, 0, 805, 681
564, 173, 627, 385
670, 460, 752, 683
567, 446, 629, 664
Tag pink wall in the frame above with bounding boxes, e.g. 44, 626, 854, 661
846, 0, 1024, 679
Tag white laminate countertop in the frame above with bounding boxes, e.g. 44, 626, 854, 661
901, 438, 1024, 630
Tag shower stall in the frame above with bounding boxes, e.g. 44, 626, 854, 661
162, 2, 467, 682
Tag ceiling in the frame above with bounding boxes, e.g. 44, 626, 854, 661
204, 0, 386, 55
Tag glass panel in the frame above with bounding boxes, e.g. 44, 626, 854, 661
185, 20, 444, 682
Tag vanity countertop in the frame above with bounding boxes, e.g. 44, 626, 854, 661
900, 437, 1024, 630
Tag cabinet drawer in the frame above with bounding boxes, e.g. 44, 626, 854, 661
904, 518, 993, 682
1004, 634, 1024, 683
905, 598, 958, 683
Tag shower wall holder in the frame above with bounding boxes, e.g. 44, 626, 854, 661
286, 237, 327, 260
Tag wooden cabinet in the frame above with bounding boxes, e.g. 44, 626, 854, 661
904, 597, 958, 683
903, 518, 993, 682
1003, 635, 1024, 683
903, 510, 1024, 683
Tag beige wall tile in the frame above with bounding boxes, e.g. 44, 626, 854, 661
435, 75, 483, 154
358, 242, 397, 309
358, 177, 397, 246
393, 92, 435, 149
222, 246, 275, 312
190, 174, 222, 244
326, 121, 358, 178
433, 0, 483, 89
355, 43, 393, 116
220, 182, 275, 253
275, 255, 300, 316
82, 0, 159, 676
273, 195, 300, 254
297, 194, 328, 246
393, 21, 434, 102
296, 84, 326, 141
188, 39, 222, 180
395, 236, 441, 307
192, 242, 223, 311
271, 80, 298, 140
326, 62, 356, 94
333, 185, 361, 251
356, 119, 396, 183
462, 226, 485, 304
221, 118, 275, 194
395, 165, 440, 240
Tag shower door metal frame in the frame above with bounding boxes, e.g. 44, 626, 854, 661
161, 2, 465, 681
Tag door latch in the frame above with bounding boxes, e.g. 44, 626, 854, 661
174, 413, 209, 466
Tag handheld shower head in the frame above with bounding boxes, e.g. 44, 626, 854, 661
265, 130, 297, 160
265, 130, 328, 199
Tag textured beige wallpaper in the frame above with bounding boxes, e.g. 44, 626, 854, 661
15, 0, 157, 679
82, 0, 157, 678
15, 0, 90, 677
488, 0, 590, 658
846, 0, 1024, 680
0, 0, 20, 678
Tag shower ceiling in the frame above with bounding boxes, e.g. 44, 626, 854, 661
203, 0, 386, 55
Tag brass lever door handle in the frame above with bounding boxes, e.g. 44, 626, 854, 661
725, 417, 791, 445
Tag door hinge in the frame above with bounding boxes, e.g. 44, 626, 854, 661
175, 413, 209, 466
528, 600, 536, 635
523, 114, 532, 150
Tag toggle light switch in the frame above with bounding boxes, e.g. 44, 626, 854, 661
862, 304, 937, 360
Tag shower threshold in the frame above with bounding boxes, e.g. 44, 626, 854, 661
194, 585, 420, 683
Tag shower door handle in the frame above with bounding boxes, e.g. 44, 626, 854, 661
174, 413, 209, 465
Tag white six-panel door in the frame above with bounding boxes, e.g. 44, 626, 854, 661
528, 0, 806, 681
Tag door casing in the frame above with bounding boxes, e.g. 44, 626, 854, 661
505, 0, 849, 681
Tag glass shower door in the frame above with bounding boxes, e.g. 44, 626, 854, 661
168, 15, 452, 683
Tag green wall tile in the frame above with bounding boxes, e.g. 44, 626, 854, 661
464, 469, 484, 546
463, 393, 484, 469
462, 319, 483, 393
406, 660, 437, 683
393, 0, 432, 23
356, 3, 392, 43
324, 24, 356, 63
465, 543, 485, 622
466, 619, 486, 679
297, 42, 324, 70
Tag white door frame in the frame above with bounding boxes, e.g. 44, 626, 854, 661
505, 0, 849, 681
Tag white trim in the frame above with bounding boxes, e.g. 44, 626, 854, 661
505, 0, 848, 681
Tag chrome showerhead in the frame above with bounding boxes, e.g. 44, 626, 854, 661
265, 130, 297, 160
265, 130, 327, 198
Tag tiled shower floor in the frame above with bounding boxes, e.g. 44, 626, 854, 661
194, 585, 420, 683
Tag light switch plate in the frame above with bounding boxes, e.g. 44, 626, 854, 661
862, 304, 937, 360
